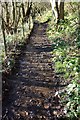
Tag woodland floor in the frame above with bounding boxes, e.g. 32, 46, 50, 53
2, 22, 67, 120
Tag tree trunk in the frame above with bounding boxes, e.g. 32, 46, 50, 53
50, 0, 64, 23
78, 4, 80, 27
26, 2, 32, 18
50, 0, 60, 23
55, 2, 60, 23
2, 8, 7, 56
5, 2, 9, 26
12, 2, 17, 33
60, 2, 64, 20
22, 3, 26, 19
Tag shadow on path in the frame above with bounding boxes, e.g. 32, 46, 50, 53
2, 22, 66, 120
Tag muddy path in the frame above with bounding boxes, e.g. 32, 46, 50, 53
2, 23, 66, 120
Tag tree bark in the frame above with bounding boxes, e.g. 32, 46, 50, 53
2, 8, 7, 56
12, 2, 17, 33
22, 3, 26, 19
50, 0, 64, 23
5, 2, 9, 26
78, 4, 80, 27
55, 2, 60, 23
60, 1, 64, 20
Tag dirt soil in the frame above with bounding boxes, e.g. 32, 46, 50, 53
2, 23, 66, 120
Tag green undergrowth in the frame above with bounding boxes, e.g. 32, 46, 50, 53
37, 8, 80, 119
47, 11, 80, 119
1, 17, 33, 73
35, 10, 52, 23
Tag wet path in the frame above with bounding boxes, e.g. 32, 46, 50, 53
2, 23, 65, 120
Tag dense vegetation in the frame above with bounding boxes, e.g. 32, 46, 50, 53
46, 3, 80, 119
0, 2, 50, 72
35, 2, 80, 119
0, 2, 34, 73
1, 1, 80, 120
